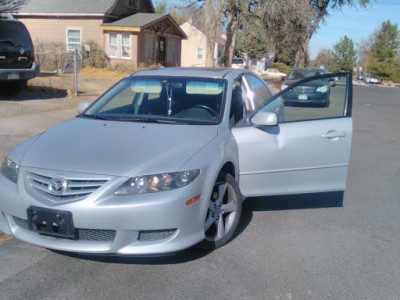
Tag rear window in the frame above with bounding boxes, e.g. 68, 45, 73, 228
232, 58, 244, 64
0, 21, 32, 47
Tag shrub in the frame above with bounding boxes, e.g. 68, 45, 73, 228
270, 62, 293, 75
82, 40, 110, 69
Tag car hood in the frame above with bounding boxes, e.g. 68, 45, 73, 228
21, 118, 218, 177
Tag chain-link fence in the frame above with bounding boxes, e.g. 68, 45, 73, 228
35, 50, 81, 95
36, 51, 82, 74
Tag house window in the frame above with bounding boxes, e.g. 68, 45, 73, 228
197, 48, 203, 60
121, 34, 131, 58
109, 33, 118, 58
145, 34, 155, 61
67, 29, 81, 52
126, 0, 138, 9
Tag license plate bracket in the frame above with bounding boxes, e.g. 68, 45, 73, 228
27, 206, 76, 239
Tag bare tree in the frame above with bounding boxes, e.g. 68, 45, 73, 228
294, 0, 372, 67
256, 0, 316, 64
204, 0, 224, 66
0, 0, 23, 13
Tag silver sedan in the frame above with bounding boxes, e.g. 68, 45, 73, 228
0, 68, 353, 254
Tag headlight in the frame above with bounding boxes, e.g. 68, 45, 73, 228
316, 85, 328, 93
115, 169, 200, 195
281, 84, 288, 90
1, 156, 19, 183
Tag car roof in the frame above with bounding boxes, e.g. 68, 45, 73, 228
132, 67, 247, 79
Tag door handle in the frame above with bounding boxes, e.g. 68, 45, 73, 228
322, 131, 347, 139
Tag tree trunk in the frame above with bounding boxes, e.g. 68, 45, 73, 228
224, 13, 238, 67
205, 0, 215, 67
295, 12, 323, 67
205, 0, 223, 67
295, 38, 309, 68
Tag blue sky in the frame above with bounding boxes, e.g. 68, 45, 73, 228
309, 0, 400, 59
154, 0, 399, 59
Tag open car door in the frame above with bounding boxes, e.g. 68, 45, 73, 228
233, 73, 353, 197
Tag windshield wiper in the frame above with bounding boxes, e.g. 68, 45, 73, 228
117, 117, 176, 124
82, 114, 109, 120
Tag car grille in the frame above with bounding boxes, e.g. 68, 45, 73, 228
12, 216, 116, 242
293, 86, 315, 93
26, 172, 108, 202
138, 229, 177, 242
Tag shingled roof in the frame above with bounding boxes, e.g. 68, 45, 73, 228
104, 13, 167, 27
101, 13, 187, 38
17, 0, 116, 14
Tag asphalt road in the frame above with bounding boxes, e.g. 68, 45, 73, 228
0, 85, 400, 299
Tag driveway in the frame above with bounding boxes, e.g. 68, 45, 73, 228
0, 85, 399, 299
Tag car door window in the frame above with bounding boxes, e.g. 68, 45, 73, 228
230, 78, 246, 126
260, 74, 350, 122
243, 74, 272, 110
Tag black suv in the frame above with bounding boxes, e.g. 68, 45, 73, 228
0, 17, 39, 95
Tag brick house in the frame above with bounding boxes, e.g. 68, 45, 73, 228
13, 0, 186, 67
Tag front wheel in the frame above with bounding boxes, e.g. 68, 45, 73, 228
197, 172, 242, 250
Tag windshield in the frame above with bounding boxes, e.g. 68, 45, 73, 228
83, 77, 226, 125
287, 69, 325, 80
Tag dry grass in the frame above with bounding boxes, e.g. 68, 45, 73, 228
0, 234, 13, 245
28, 74, 73, 97
79, 67, 127, 79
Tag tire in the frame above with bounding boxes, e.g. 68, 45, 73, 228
0, 80, 26, 96
197, 172, 242, 250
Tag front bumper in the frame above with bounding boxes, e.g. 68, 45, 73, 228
0, 167, 209, 255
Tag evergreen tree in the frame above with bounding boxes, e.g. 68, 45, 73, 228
235, 18, 269, 60
369, 21, 400, 81
331, 36, 357, 72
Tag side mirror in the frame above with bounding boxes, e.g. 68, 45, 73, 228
77, 101, 91, 114
281, 76, 286, 81
251, 110, 278, 126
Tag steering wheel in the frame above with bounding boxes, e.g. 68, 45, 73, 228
191, 104, 218, 118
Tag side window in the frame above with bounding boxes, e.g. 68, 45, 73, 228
230, 79, 246, 126
260, 74, 349, 122
244, 74, 272, 110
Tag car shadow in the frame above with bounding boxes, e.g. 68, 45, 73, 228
51, 247, 213, 265
51, 192, 343, 264
233, 191, 344, 239
0, 86, 68, 101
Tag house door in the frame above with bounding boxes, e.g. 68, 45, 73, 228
156, 37, 165, 66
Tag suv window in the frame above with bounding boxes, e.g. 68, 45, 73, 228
0, 21, 32, 47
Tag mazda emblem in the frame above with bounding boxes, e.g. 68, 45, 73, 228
48, 178, 68, 195
19, 48, 25, 55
